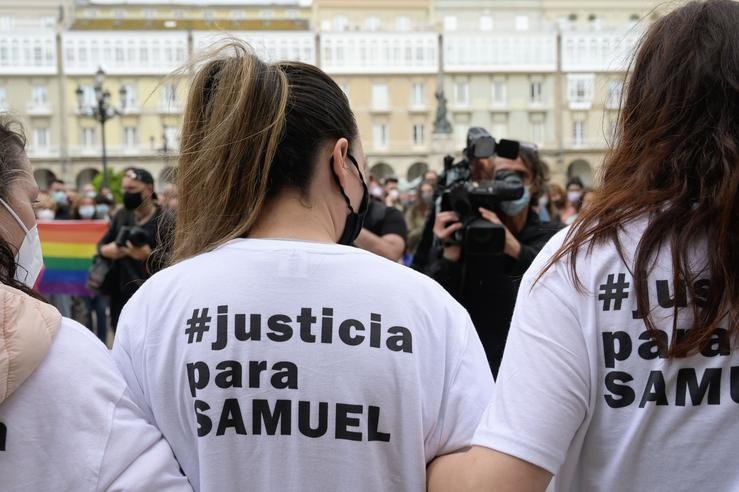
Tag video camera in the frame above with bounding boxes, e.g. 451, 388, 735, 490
438, 127, 523, 256
115, 225, 150, 248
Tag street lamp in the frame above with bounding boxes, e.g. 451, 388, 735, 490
75, 67, 127, 188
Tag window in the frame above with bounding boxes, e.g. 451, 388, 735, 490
607, 80, 623, 108
573, 119, 585, 146
608, 117, 618, 141
260, 10, 274, 19
515, 15, 529, 31
412, 124, 425, 146
230, 10, 245, 20
333, 16, 348, 31
32, 85, 48, 107
143, 9, 155, 20
204, 10, 214, 21
123, 126, 137, 146
372, 83, 389, 109
396, 16, 411, 31
455, 123, 469, 148
530, 80, 543, 104
532, 121, 545, 144
339, 81, 350, 99
0, 87, 7, 110
443, 16, 458, 32
79, 85, 96, 107
365, 17, 380, 31
568, 74, 594, 104
81, 127, 96, 147
114, 9, 124, 20
480, 16, 493, 31
492, 121, 507, 140
161, 85, 177, 108
589, 14, 601, 31
454, 81, 469, 106
164, 126, 179, 150
373, 124, 388, 150
411, 83, 425, 107
492, 80, 507, 106
33, 128, 50, 148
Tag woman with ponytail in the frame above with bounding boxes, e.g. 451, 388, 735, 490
112, 42, 494, 491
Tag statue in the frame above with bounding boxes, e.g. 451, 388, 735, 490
433, 89, 452, 134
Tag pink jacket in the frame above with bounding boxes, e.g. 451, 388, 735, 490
0, 283, 60, 405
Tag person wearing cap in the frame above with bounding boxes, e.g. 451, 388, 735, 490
98, 167, 172, 330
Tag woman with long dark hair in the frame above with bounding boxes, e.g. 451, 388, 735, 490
428, 1, 738, 490
0, 116, 190, 490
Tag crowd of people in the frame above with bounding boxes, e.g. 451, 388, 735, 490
38, 156, 593, 352
32, 174, 178, 343
0, 0, 736, 490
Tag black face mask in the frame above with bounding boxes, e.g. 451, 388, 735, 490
123, 191, 144, 210
331, 153, 369, 245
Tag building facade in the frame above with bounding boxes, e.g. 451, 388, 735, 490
0, 0, 677, 191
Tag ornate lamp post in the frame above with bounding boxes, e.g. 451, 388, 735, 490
75, 67, 127, 188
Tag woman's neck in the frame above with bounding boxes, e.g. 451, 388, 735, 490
248, 190, 338, 243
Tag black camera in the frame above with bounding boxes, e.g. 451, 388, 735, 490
438, 127, 522, 257
115, 225, 150, 248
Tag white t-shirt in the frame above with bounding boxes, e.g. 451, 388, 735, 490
473, 218, 739, 491
112, 239, 494, 492
0, 318, 191, 491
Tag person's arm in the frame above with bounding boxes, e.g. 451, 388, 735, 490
355, 206, 408, 261
427, 446, 551, 492
478, 207, 522, 260
97, 390, 192, 491
353, 228, 405, 261
99, 211, 127, 260
429, 255, 590, 490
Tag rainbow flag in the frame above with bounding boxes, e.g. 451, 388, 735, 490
37, 220, 109, 297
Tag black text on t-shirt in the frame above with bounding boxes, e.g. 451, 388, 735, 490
183, 305, 413, 442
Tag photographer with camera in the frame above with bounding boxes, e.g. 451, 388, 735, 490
98, 168, 171, 330
413, 128, 560, 376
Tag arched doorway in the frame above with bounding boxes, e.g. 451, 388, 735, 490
406, 162, 428, 182
370, 162, 395, 181
33, 169, 56, 191
76, 168, 100, 191
567, 160, 593, 187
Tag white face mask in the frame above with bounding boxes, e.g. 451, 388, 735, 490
567, 191, 582, 203
37, 208, 55, 221
0, 198, 44, 289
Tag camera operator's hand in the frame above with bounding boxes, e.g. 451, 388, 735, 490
478, 207, 521, 259
120, 241, 153, 262
100, 242, 127, 260
434, 211, 463, 262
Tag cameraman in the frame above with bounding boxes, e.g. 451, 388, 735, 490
416, 142, 560, 376
98, 168, 171, 330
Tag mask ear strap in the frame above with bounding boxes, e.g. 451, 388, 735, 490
0, 198, 30, 234
329, 157, 357, 214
